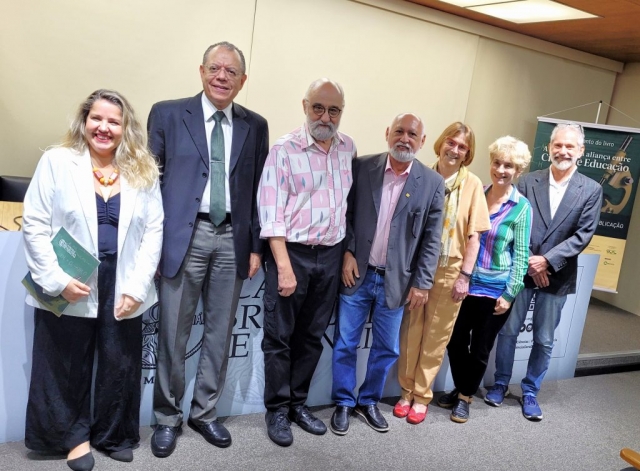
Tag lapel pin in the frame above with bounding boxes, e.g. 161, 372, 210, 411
406, 193, 410, 197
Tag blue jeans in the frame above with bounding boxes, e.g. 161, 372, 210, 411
494, 288, 567, 397
331, 269, 404, 407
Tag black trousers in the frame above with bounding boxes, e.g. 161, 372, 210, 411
447, 295, 512, 397
25, 253, 142, 453
262, 242, 342, 411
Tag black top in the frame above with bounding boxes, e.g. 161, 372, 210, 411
96, 192, 120, 255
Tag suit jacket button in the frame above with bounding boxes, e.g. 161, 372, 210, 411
189, 222, 193, 227
196, 197, 201, 203
202, 173, 207, 178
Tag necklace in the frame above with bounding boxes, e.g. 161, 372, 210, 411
92, 165, 119, 202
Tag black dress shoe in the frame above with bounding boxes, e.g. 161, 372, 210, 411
150, 424, 181, 458
265, 410, 293, 447
67, 451, 94, 471
289, 405, 327, 435
354, 404, 389, 432
187, 418, 232, 448
330, 406, 353, 436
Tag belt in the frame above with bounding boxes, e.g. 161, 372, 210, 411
286, 242, 335, 251
368, 265, 386, 276
196, 212, 232, 225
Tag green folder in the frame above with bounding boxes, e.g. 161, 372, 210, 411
22, 227, 100, 317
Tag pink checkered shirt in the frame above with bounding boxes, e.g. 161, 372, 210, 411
257, 124, 356, 246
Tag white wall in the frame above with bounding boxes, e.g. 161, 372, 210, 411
593, 62, 640, 315
1, 0, 621, 178
465, 38, 616, 180
0, 0, 257, 174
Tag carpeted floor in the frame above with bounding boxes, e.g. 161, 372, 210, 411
1, 371, 639, 471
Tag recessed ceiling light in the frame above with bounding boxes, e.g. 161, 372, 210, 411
438, 0, 598, 23
468, 0, 598, 24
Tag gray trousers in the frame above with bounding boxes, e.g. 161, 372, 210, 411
153, 219, 242, 426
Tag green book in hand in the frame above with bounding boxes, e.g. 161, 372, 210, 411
22, 227, 100, 317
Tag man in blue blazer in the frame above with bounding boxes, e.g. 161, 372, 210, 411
486, 122, 602, 421
330, 113, 444, 435
147, 42, 269, 456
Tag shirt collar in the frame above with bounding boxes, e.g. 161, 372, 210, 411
508, 184, 520, 203
201, 93, 233, 123
549, 166, 576, 189
299, 122, 344, 151
385, 155, 413, 176
484, 184, 520, 205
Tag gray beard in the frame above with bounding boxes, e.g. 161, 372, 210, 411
389, 146, 416, 163
551, 155, 577, 171
308, 119, 337, 141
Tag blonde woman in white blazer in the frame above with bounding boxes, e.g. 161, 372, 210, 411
22, 90, 163, 471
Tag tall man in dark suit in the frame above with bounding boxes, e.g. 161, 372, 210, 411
330, 113, 445, 435
486, 122, 602, 421
147, 42, 269, 457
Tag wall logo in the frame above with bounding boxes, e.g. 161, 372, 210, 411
141, 301, 205, 370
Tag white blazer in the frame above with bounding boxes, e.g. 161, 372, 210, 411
22, 147, 163, 319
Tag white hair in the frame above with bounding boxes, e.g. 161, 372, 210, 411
550, 122, 585, 147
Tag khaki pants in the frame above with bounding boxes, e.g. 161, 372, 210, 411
398, 258, 463, 405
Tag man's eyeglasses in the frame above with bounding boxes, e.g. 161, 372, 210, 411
205, 64, 241, 79
310, 103, 342, 118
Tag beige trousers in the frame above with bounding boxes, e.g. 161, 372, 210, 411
398, 258, 463, 405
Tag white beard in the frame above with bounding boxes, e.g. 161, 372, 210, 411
308, 119, 337, 141
389, 146, 416, 163
551, 154, 578, 171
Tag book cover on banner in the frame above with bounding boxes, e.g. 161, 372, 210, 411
22, 227, 99, 316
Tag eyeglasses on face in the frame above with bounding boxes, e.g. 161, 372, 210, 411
205, 64, 241, 79
444, 138, 469, 154
309, 103, 342, 118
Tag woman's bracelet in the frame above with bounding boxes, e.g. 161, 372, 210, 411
459, 270, 472, 278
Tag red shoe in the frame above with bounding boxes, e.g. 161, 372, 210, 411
393, 401, 411, 418
407, 405, 428, 424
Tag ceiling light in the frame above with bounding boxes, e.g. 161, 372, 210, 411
438, 0, 598, 24
467, 0, 598, 24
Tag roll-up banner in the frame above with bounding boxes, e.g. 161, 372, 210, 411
531, 117, 640, 292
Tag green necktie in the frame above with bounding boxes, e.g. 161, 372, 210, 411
209, 110, 226, 225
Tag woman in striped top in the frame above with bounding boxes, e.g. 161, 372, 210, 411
436, 135, 532, 423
